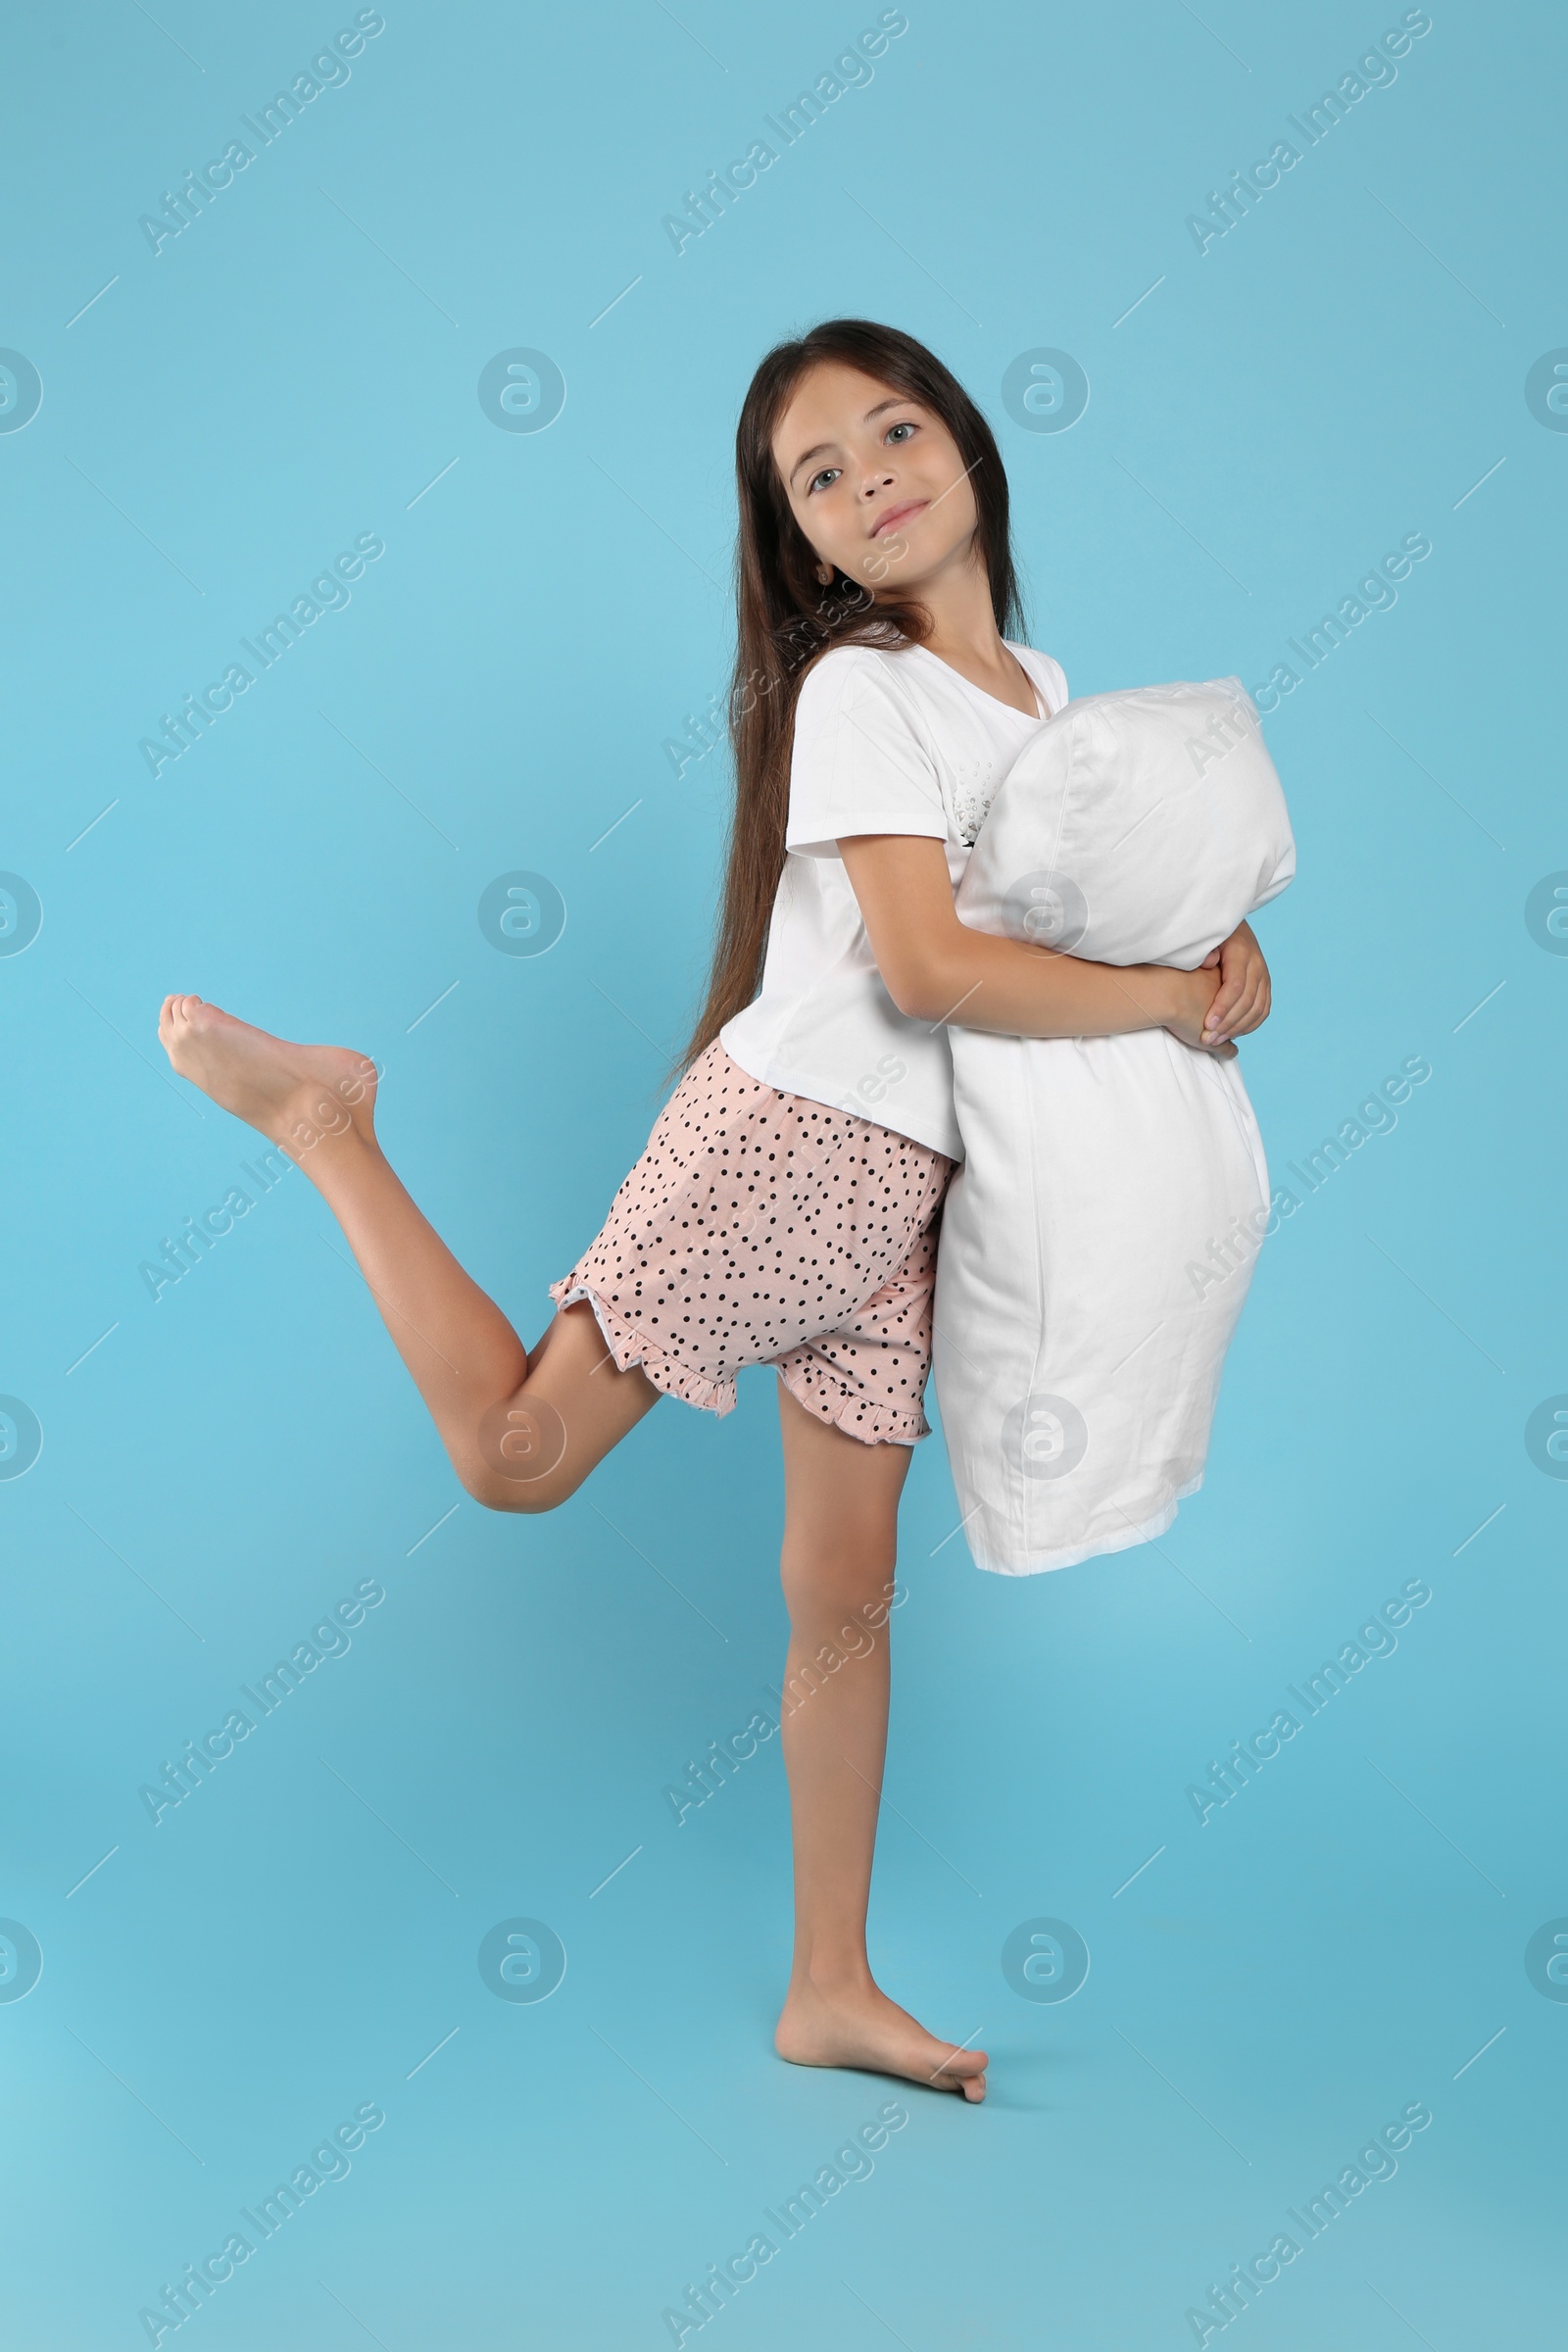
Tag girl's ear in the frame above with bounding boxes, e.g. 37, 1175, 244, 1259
814, 562, 834, 586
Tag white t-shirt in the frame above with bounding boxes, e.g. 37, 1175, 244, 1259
720, 639, 1069, 1160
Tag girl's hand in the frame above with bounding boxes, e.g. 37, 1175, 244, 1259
1162, 967, 1238, 1058
1196, 920, 1271, 1047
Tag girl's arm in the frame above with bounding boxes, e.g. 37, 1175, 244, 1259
838, 835, 1270, 1051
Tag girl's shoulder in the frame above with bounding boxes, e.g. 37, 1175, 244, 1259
798, 637, 909, 697
806, 637, 1065, 694
793, 638, 1069, 750
793, 638, 926, 737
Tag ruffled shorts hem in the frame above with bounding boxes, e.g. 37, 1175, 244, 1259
549, 1280, 740, 1417
774, 1361, 930, 1449
550, 1279, 930, 1446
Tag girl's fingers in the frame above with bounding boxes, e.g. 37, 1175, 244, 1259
1202, 944, 1273, 1043
1202, 968, 1248, 1037
1226, 977, 1269, 1037
1202, 969, 1242, 1029
1208, 967, 1265, 1041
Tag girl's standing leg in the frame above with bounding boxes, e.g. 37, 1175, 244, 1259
771, 1385, 988, 2101
157, 996, 659, 1504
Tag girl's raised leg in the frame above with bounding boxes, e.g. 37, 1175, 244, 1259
771, 1384, 988, 2101
157, 995, 658, 1507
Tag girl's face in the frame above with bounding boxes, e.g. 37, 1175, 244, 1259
771, 361, 980, 595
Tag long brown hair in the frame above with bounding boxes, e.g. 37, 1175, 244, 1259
680, 318, 1026, 1068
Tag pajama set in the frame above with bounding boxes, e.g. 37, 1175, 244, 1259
550, 639, 1068, 1446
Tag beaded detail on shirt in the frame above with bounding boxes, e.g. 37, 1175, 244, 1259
945, 667, 1052, 846
954, 771, 997, 848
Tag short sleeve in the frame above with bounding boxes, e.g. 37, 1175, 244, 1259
785, 647, 946, 858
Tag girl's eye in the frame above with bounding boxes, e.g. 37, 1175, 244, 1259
808, 466, 841, 494
885, 420, 916, 444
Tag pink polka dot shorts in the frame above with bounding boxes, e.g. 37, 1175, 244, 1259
550, 1041, 955, 1446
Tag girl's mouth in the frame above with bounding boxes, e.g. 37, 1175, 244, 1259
870, 499, 927, 539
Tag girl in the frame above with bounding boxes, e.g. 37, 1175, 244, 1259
158, 318, 1271, 2104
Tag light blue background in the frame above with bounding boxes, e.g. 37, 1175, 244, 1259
2, 2, 1563, 2344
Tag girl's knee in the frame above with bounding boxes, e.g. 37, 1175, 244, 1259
460, 1459, 575, 1515
460, 1385, 604, 1513
780, 1546, 900, 1632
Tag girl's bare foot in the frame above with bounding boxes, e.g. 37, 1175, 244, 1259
775, 1972, 988, 2101
158, 995, 378, 1171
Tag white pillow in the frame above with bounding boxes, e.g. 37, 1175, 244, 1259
932, 680, 1295, 1577
955, 677, 1295, 969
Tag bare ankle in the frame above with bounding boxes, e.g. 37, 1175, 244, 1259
286, 1107, 378, 1197
791, 1952, 875, 1997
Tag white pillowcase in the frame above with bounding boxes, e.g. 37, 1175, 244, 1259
932, 679, 1295, 1576
955, 677, 1296, 969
